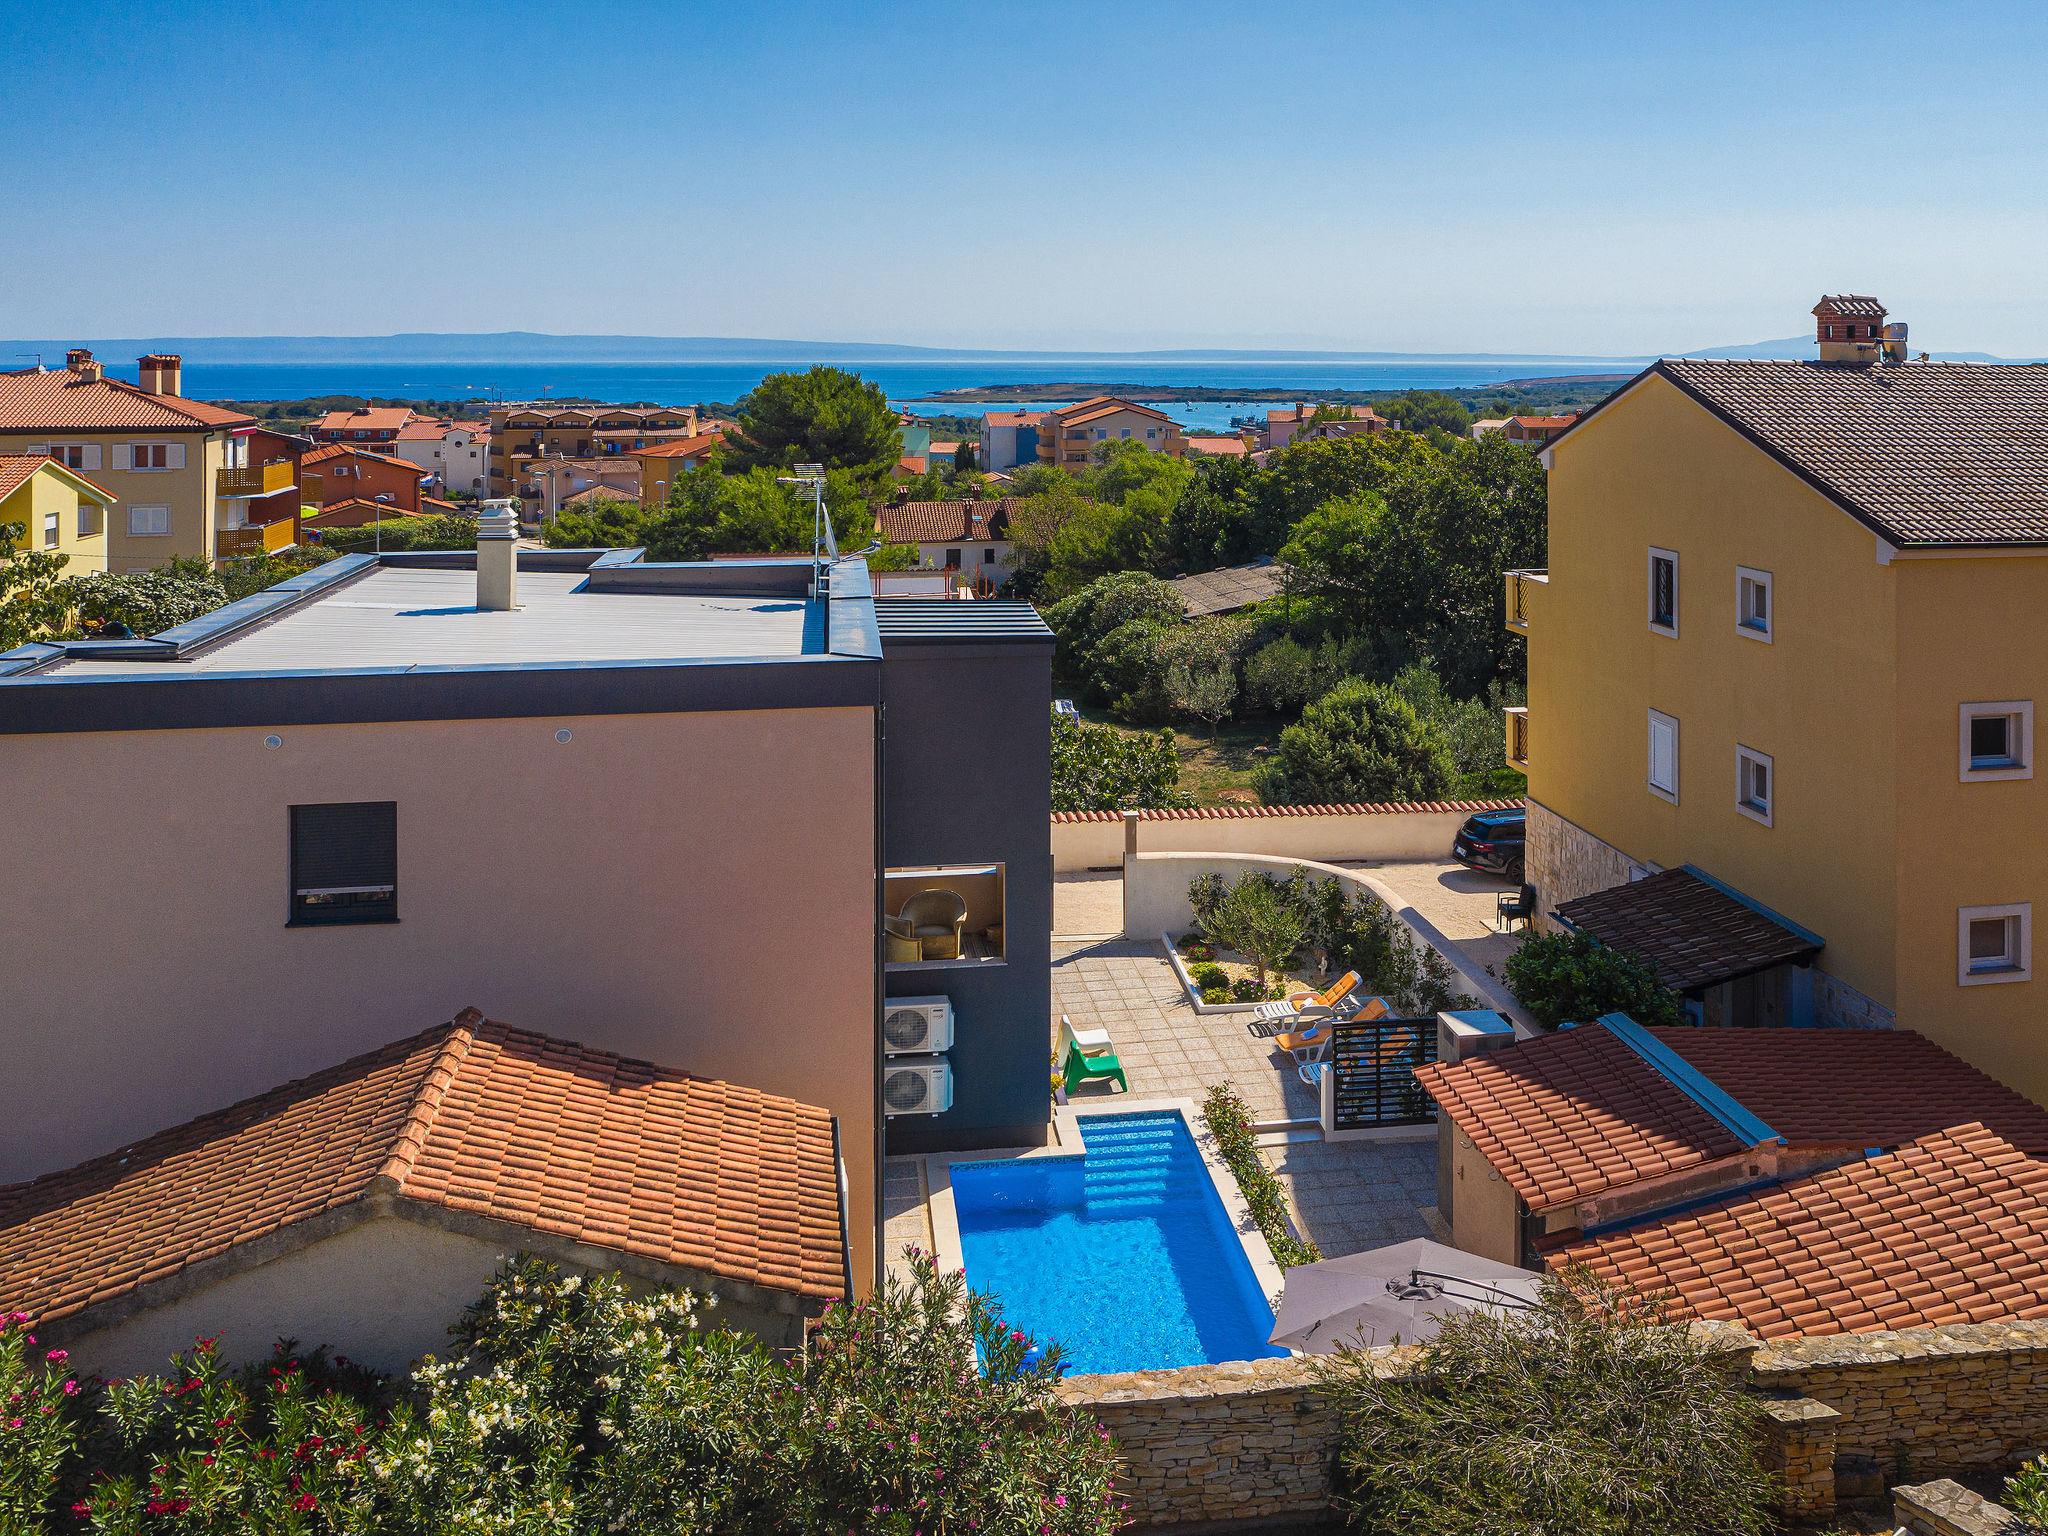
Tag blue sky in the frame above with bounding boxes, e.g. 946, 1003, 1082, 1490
7, 0, 2047, 354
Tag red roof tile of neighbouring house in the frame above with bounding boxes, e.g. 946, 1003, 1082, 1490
564, 484, 640, 507
312, 407, 415, 435
1417, 1021, 2048, 1215
896, 455, 928, 475
300, 497, 430, 528
1048, 797, 1522, 823
392, 418, 486, 441
0, 1011, 847, 1329
1547, 1123, 2048, 1337
1510, 415, 1577, 429
0, 453, 117, 506
1185, 435, 1250, 456
983, 411, 1046, 427
302, 442, 425, 472
628, 428, 727, 461
1056, 398, 1177, 428
0, 367, 252, 432
876, 497, 1015, 544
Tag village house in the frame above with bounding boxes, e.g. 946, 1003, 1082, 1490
1038, 397, 1185, 469
1511, 295, 2048, 1102
388, 417, 489, 495
0, 454, 118, 573
876, 494, 1016, 590
299, 441, 427, 512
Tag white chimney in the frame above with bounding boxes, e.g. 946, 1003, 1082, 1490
477, 499, 519, 611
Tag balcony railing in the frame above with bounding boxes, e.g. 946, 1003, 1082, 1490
218, 460, 296, 499
1504, 568, 1548, 631
216, 517, 298, 559
1504, 706, 1530, 770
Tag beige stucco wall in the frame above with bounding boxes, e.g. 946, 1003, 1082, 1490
1445, 1123, 1521, 1264
62, 1214, 813, 1381
0, 471, 108, 574
1531, 373, 1900, 1012
0, 706, 880, 1283
1891, 556, 2048, 1101
1051, 804, 1503, 873
0, 430, 234, 571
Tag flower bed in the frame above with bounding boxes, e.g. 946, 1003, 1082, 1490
1199, 1082, 1321, 1269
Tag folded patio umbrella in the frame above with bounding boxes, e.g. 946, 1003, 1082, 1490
1268, 1238, 1544, 1353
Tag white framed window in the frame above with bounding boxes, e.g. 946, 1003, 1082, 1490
1958, 902, 2031, 986
1736, 566, 1772, 641
1735, 745, 1773, 825
1960, 701, 2033, 782
1647, 709, 1679, 802
128, 503, 171, 536
42, 512, 58, 548
1648, 547, 1678, 636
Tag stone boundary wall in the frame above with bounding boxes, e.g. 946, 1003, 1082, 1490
1523, 797, 1638, 931
1059, 1322, 2048, 1530
1050, 799, 1520, 873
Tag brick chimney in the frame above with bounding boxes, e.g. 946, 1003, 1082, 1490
1814, 295, 1888, 365
137, 354, 183, 396
66, 348, 102, 382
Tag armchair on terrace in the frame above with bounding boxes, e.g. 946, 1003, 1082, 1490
900, 889, 968, 961
1496, 884, 1537, 933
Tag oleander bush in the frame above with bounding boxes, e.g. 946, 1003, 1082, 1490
1200, 1083, 1320, 1269
0, 1253, 1124, 1535
1315, 1271, 1771, 1536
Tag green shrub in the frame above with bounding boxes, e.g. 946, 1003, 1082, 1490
2004, 1454, 2048, 1527
1240, 635, 1318, 716
1204, 871, 1308, 990
1228, 976, 1269, 1003
1258, 676, 1456, 806
1200, 984, 1230, 1005
1504, 929, 1683, 1031
1049, 710, 1191, 812
1187, 873, 1227, 935
66, 568, 228, 636
1200, 1083, 1320, 1268
1176, 936, 1215, 962
1314, 1272, 1771, 1536
0, 1254, 1125, 1534
1191, 962, 1228, 990
1041, 570, 1186, 684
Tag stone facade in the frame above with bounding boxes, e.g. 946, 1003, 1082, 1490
1056, 1321, 2048, 1530
1814, 965, 1897, 1030
1525, 798, 1644, 930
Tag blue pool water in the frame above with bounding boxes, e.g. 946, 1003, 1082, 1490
950, 1112, 1287, 1375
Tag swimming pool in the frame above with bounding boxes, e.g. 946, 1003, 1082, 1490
949, 1110, 1287, 1375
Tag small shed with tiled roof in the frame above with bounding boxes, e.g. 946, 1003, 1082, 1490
0, 1010, 848, 1375
1552, 865, 1823, 1002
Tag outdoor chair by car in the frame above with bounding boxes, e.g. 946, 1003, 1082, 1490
1062, 1039, 1128, 1096
1247, 970, 1362, 1038
899, 889, 967, 960
1496, 883, 1536, 932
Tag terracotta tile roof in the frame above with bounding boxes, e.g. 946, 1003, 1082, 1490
0, 367, 251, 432
0, 454, 116, 506
628, 428, 726, 461
302, 497, 430, 526
1418, 1020, 2048, 1216
983, 411, 1045, 427
1185, 435, 1250, 456
392, 418, 482, 441
1547, 1123, 2048, 1337
877, 497, 1015, 544
1418, 1023, 1743, 1211
0, 1013, 846, 1325
1056, 398, 1177, 428
312, 408, 414, 434
1813, 294, 1888, 319
896, 454, 928, 475
302, 442, 426, 472
1572, 358, 2048, 548
1553, 866, 1821, 993
1510, 415, 1576, 428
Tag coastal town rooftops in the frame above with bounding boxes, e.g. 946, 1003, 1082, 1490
1546, 357, 2048, 547
1417, 1016, 2048, 1213
0, 365, 252, 432
1547, 1122, 2048, 1338
0, 1010, 850, 1332
312, 407, 414, 434
302, 442, 425, 472
1552, 865, 1823, 993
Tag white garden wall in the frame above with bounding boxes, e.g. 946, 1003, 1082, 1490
1051, 800, 1519, 873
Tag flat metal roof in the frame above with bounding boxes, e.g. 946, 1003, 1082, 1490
46, 567, 817, 676
871, 598, 1053, 643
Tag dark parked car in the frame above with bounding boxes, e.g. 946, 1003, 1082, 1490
1452, 807, 1525, 882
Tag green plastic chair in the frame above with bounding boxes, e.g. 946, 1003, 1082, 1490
1062, 1040, 1128, 1096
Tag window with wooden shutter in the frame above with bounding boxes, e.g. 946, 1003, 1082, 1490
1648, 710, 1679, 802
289, 802, 398, 925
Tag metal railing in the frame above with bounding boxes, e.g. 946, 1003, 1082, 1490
1328, 1016, 1438, 1130
1504, 568, 1548, 629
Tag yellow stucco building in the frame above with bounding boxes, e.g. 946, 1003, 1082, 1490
0, 454, 118, 575
1515, 296, 2048, 1103
1038, 397, 1185, 469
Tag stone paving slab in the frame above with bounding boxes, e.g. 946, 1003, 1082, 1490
1267, 1136, 1444, 1257
881, 1155, 933, 1284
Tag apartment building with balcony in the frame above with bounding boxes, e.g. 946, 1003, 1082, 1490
0, 351, 293, 571
487, 403, 703, 496
1511, 294, 2048, 1102
310, 406, 415, 446
300, 442, 427, 512
1038, 397, 1185, 469
0, 537, 1054, 1290
0, 453, 118, 573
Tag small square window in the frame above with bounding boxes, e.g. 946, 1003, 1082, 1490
1736, 567, 1772, 641
290, 801, 398, 926
1647, 709, 1679, 802
1960, 701, 2032, 781
1735, 745, 1773, 825
1958, 903, 2030, 986
1648, 548, 1678, 635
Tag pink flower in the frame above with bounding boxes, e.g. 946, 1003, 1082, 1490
43, 1348, 67, 1364
61, 1380, 78, 1396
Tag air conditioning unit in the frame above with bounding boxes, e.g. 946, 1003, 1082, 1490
883, 1055, 953, 1117
883, 995, 954, 1056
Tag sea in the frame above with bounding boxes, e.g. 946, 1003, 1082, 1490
179, 359, 1616, 432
